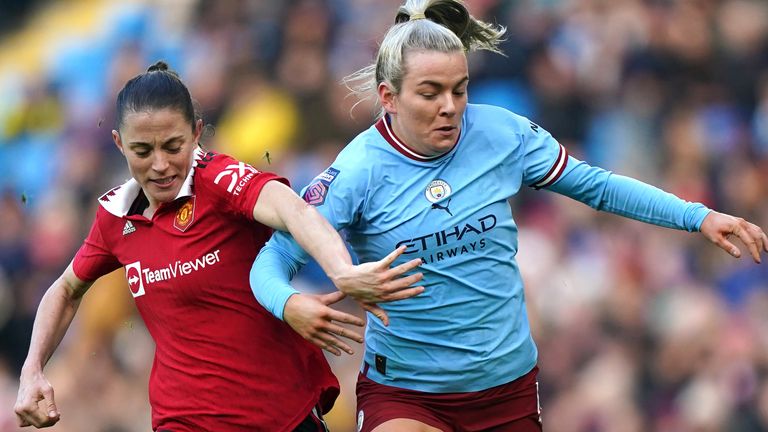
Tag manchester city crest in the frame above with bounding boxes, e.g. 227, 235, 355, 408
425, 179, 451, 203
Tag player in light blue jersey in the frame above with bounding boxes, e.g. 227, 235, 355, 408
250, 1, 768, 431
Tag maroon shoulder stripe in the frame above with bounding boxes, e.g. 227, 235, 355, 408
532, 143, 568, 189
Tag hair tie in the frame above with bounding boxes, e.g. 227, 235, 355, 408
409, 13, 426, 21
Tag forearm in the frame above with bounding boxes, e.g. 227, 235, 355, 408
282, 202, 353, 279
598, 173, 710, 231
253, 181, 353, 281
22, 277, 83, 374
550, 157, 711, 231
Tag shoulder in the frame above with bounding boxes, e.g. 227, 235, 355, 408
87, 201, 123, 244
193, 149, 248, 180
192, 149, 284, 191
92, 202, 115, 224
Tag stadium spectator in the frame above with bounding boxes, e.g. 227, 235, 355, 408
250, 1, 768, 431
12, 61, 421, 432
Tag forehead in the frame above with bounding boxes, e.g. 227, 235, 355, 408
402, 50, 468, 85
121, 108, 192, 135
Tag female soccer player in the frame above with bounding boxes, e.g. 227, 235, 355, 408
250, 1, 768, 431
13, 61, 423, 432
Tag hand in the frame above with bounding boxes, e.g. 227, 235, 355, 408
330, 246, 424, 323
15, 371, 60, 428
283, 291, 365, 356
699, 211, 768, 263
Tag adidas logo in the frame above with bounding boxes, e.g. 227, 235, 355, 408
122, 220, 136, 235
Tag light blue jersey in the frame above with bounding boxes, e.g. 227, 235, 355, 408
251, 104, 710, 393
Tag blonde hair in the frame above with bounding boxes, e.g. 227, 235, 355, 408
343, 0, 506, 118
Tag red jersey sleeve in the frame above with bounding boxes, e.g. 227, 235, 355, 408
73, 208, 123, 281
195, 151, 289, 220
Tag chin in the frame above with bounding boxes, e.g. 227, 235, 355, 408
149, 189, 179, 205
431, 139, 457, 153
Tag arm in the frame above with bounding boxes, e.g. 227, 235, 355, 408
15, 263, 92, 428
251, 238, 365, 356
252, 180, 424, 308
549, 157, 767, 262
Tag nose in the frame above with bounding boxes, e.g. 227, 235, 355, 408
151, 152, 169, 172
439, 93, 456, 117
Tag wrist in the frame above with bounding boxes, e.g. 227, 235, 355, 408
327, 263, 354, 289
20, 362, 44, 378
273, 288, 300, 321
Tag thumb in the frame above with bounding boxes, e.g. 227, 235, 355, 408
42, 387, 59, 418
321, 291, 347, 305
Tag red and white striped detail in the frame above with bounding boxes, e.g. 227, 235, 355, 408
532, 143, 568, 189
374, 116, 458, 162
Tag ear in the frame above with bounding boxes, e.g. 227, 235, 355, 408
112, 130, 125, 155
378, 82, 398, 115
194, 119, 203, 144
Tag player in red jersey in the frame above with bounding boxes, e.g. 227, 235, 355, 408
13, 61, 424, 432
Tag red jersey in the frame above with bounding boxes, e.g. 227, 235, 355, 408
72, 149, 339, 431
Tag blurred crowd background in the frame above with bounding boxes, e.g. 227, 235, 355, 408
0, 0, 767, 431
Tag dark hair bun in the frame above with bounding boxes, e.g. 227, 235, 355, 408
147, 61, 170, 73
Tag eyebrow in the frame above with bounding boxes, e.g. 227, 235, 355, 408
127, 136, 184, 147
416, 77, 469, 88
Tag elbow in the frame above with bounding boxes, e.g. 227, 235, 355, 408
57, 275, 87, 303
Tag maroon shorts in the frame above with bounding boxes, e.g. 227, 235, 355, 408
355, 366, 542, 432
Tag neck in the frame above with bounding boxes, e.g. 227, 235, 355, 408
142, 191, 159, 219
388, 115, 441, 158
143, 204, 157, 219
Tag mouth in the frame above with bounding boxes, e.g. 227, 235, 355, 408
150, 176, 177, 188
434, 126, 458, 138
435, 125, 456, 132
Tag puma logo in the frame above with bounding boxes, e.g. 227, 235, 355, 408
431, 198, 453, 216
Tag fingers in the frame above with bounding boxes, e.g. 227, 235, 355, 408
717, 235, 742, 259
290, 294, 364, 355
388, 258, 423, 276
15, 401, 59, 428
762, 230, 768, 253
311, 327, 359, 356
15, 381, 61, 428
378, 286, 425, 302
41, 386, 59, 421
312, 335, 343, 356
384, 272, 424, 292
317, 291, 365, 326
749, 223, 768, 257
319, 290, 347, 306
326, 322, 364, 344
361, 303, 389, 326
326, 308, 365, 327
731, 222, 764, 264
379, 245, 408, 268
743, 234, 761, 264
703, 213, 767, 263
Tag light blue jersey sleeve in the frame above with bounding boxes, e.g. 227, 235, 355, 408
514, 113, 710, 231
519, 118, 569, 189
249, 237, 304, 320
547, 156, 711, 231
250, 160, 368, 320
